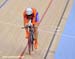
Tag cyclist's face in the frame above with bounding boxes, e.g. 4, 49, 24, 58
27, 14, 33, 19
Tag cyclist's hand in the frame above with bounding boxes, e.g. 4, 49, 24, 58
21, 23, 28, 29
28, 20, 33, 26
34, 24, 38, 28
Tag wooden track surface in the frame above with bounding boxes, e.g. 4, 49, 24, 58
0, 0, 73, 59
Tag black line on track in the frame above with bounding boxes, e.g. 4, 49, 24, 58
44, 0, 70, 59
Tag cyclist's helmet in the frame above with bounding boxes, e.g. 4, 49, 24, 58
26, 8, 33, 15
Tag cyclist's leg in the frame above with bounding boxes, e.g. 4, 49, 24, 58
25, 28, 29, 39
34, 26, 38, 49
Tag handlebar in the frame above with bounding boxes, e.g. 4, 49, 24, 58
21, 25, 34, 29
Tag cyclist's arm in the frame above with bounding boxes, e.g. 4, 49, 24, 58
35, 12, 40, 26
23, 12, 28, 28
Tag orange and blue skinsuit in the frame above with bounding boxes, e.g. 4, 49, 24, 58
23, 8, 39, 49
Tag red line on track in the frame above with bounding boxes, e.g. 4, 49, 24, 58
19, 0, 53, 59
39, 0, 53, 25
19, 44, 28, 59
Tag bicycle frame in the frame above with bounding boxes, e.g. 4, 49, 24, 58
28, 26, 34, 54
22, 19, 35, 55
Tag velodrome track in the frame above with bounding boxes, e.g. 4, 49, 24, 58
0, 0, 73, 59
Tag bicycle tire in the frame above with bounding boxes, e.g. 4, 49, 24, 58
28, 38, 31, 55
31, 34, 34, 51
